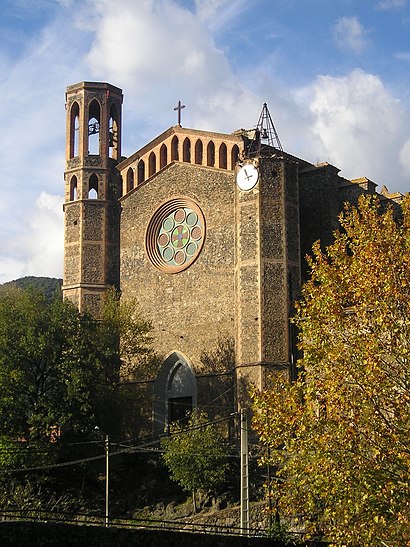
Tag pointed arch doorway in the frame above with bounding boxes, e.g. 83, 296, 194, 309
153, 352, 197, 434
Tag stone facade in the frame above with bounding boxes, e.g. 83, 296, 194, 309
121, 162, 236, 365
62, 81, 403, 434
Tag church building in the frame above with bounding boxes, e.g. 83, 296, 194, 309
62, 81, 402, 434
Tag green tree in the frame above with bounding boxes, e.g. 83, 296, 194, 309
98, 287, 153, 382
92, 288, 155, 435
0, 286, 91, 440
161, 410, 230, 512
252, 195, 410, 545
0, 286, 153, 469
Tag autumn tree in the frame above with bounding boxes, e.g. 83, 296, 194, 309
252, 195, 410, 545
161, 410, 230, 512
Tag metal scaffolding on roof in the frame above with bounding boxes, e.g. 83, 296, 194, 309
245, 102, 283, 157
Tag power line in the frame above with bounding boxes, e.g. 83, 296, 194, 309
0, 413, 241, 475
202, 380, 237, 409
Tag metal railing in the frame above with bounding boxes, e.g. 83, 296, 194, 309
0, 509, 267, 538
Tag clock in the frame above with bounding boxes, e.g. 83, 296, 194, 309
236, 163, 259, 191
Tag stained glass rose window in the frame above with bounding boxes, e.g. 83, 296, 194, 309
146, 199, 205, 272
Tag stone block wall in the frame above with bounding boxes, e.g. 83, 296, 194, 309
120, 162, 236, 372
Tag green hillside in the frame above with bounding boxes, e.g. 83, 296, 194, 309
2, 276, 63, 302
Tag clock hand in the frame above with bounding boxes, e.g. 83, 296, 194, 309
244, 167, 252, 180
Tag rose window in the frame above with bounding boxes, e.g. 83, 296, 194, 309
146, 199, 205, 272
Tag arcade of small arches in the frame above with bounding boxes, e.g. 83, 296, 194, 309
67, 130, 241, 202
123, 135, 241, 195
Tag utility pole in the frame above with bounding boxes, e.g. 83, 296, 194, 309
105, 435, 109, 527
267, 446, 273, 529
240, 409, 249, 535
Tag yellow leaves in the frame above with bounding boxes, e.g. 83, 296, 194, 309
253, 194, 410, 545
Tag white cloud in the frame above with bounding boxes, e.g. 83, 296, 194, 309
0, 258, 26, 284
295, 69, 409, 192
194, 0, 248, 32
395, 51, 410, 61
399, 139, 410, 176
0, 6, 86, 283
84, 0, 221, 87
81, 0, 260, 141
0, 192, 63, 284
376, 0, 407, 10
23, 192, 64, 279
333, 16, 369, 54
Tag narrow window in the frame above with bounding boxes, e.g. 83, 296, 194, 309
126, 168, 134, 193
183, 138, 191, 163
108, 104, 119, 160
171, 136, 179, 161
149, 152, 156, 177
138, 160, 145, 184
231, 145, 240, 169
195, 140, 203, 165
219, 142, 227, 169
88, 174, 98, 199
207, 141, 215, 167
160, 144, 168, 169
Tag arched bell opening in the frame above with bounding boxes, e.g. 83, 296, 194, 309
148, 152, 156, 177
69, 175, 78, 201
88, 173, 99, 199
183, 137, 191, 163
88, 99, 101, 155
219, 142, 227, 169
69, 102, 80, 159
108, 103, 119, 160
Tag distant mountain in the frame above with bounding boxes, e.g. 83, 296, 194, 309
2, 276, 63, 302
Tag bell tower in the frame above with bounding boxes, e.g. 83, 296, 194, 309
62, 82, 123, 315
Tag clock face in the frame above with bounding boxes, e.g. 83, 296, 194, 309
236, 163, 259, 191
146, 198, 205, 273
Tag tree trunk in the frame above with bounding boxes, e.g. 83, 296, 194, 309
192, 489, 197, 513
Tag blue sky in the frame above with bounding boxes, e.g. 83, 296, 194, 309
0, 0, 409, 282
